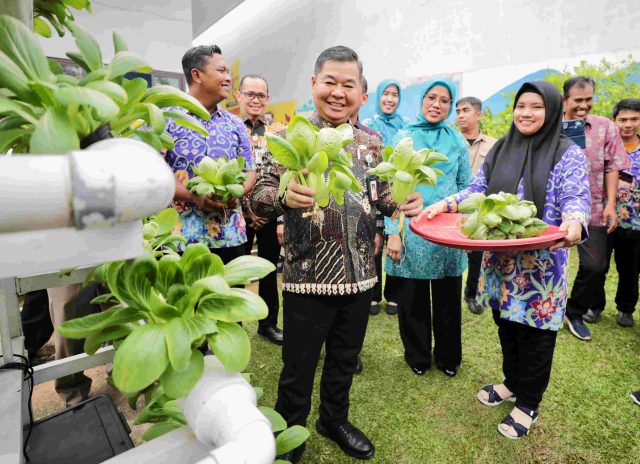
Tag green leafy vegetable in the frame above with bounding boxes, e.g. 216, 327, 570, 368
458, 192, 549, 240
186, 156, 248, 203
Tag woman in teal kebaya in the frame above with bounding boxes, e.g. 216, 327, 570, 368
386, 79, 471, 377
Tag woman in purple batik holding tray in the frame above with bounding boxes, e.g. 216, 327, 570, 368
423, 81, 591, 439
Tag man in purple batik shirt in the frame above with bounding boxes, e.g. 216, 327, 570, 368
164, 45, 256, 264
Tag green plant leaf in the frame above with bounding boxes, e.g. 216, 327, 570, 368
122, 77, 149, 106
198, 287, 268, 322
159, 349, 204, 398
0, 97, 39, 125
307, 151, 328, 174
275, 425, 310, 455
112, 30, 128, 53
106, 51, 152, 80
0, 129, 25, 153
67, 20, 102, 71
65, 51, 91, 73
207, 322, 250, 372
142, 420, 183, 441
278, 170, 296, 197
33, 17, 52, 38
266, 133, 301, 170
125, 254, 158, 310
90, 293, 118, 305
164, 318, 191, 372
223, 255, 276, 286
183, 315, 217, 342
54, 86, 120, 120
258, 406, 288, 433
155, 256, 184, 296
57, 305, 143, 339
180, 243, 211, 272
159, 399, 187, 424
47, 58, 64, 75
148, 289, 180, 320
0, 15, 54, 82
184, 253, 225, 286
141, 103, 165, 134
163, 109, 207, 137
113, 323, 168, 394
30, 106, 80, 154
142, 85, 209, 120
85, 80, 128, 107
83, 323, 134, 355
106, 261, 135, 307
135, 129, 164, 151
330, 164, 362, 193
285, 115, 317, 160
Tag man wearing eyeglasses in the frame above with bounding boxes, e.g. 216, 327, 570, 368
164, 45, 256, 265
237, 75, 284, 345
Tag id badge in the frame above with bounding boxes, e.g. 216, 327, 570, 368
368, 178, 379, 202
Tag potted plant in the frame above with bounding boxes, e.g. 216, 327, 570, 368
0, 14, 209, 154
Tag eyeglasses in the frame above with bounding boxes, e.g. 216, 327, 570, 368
241, 91, 268, 102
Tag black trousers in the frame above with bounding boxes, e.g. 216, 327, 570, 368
371, 236, 399, 303
492, 310, 557, 411
275, 290, 372, 427
592, 227, 640, 314
396, 276, 462, 370
464, 251, 483, 299
21, 290, 53, 357
566, 226, 609, 319
212, 243, 246, 264
244, 221, 281, 329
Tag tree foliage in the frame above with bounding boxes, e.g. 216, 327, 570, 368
481, 56, 640, 139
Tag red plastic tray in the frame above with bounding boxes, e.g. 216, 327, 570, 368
409, 213, 567, 251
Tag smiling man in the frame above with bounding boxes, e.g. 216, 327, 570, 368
252, 46, 423, 463
163, 45, 256, 264
562, 76, 629, 341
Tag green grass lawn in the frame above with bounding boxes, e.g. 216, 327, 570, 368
244, 252, 640, 463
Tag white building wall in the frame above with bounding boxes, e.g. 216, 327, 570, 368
38, 0, 192, 74
195, 0, 640, 110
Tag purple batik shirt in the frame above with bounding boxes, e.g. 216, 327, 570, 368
447, 145, 591, 331
164, 106, 255, 249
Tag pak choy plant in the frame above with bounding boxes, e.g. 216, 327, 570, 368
141, 208, 186, 258
33, 0, 92, 38
186, 156, 248, 203
0, 14, 208, 155
458, 192, 549, 240
265, 115, 362, 227
366, 137, 448, 240
59, 241, 308, 451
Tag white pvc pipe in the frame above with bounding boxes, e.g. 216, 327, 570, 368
0, 138, 176, 233
180, 356, 276, 464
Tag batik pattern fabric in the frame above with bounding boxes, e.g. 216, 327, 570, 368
616, 141, 640, 230
251, 112, 397, 296
164, 106, 255, 250
448, 145, 591, 331
583, 114, 630, 226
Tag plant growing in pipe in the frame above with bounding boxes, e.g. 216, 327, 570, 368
0, 14, 209, 155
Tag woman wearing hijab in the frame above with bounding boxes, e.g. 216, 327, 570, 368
423, 81, 590, 438
363, 80, 411, 315
362, 79, 411, 146
386, 79, 471, 378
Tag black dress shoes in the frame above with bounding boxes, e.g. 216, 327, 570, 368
353, 355, 363, 374
436, 363, 457, 377
257, 326, 283, 345
277, 444, 305, 463
465, 296, 484, 315
409, 364, 428, 376
316, 420, 374, 460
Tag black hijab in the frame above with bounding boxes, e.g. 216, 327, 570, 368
483, 81, 573, 218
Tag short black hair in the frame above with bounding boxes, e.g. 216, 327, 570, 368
563, 76, 596, 97
239, 74, 269, 94
361, 75, 368, 93
182, 45, 222, 86
265, 111, 274, 117
314, 45, 363, 78
456, 96, 482, 111
613, 98, 640, 119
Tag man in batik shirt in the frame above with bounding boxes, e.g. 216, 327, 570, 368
164, 45, 256, 264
